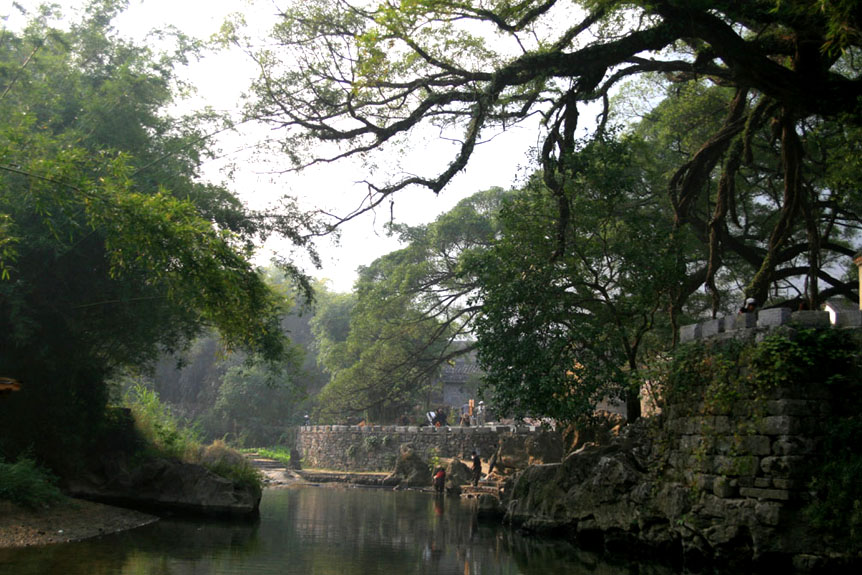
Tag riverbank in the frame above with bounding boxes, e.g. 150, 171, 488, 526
0, 498, 157, 548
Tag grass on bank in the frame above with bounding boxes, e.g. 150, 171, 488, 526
125, 383, 262, 497
242, 446, 292, 466
0, 456, 65, 509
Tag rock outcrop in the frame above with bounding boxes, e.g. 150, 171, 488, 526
68, 454, 261, 518
383, 443, 431, 488
524, 430, 565, 465
504, 415, 859, 572
444, 459, 473, 494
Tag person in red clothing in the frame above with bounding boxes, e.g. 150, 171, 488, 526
433, 467, 446, 493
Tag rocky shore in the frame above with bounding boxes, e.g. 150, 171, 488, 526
0, 498, 157, 548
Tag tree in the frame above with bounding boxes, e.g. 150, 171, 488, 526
0, 2, 311, 467
470, 135, 678, 423
309, 287, 357, 382
209, 359, 304, 445
311, 189, 504, 422
245, 0, 862, 313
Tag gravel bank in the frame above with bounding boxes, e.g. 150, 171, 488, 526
0, 498, 157, 548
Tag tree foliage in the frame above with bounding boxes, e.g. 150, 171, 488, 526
469, 135, 678, 423
312, 189, 504, 422
247, 0, 862, 312
0, 2, 309, 466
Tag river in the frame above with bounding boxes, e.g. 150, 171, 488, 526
0, 486, 677, 574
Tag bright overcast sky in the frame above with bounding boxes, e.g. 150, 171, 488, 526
5, 0, 536, 292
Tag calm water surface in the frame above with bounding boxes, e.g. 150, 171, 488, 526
0, 486, 674, 575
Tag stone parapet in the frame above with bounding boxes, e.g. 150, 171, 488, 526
296, 424, 540, 472
679, 309, 862, 343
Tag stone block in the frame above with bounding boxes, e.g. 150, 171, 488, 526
679, 435, 703, 452
680, 323, 702, 342
687, 455, 712, 473
758, 307, 791, 327
739, 487, 792, 501
713, 476, 737, 499
790, 310, 830, 328
714, 455, 760, 477
734, 312, 758, 329
755, 501, 783, 526
764, 399, 818, 416
716, 435, 771, 456
758, 415, 799, 436
394, 426, 408, 433
736, 476, 755, 488
792, 555, 824, 572
760, 456, 806, 479
691, 473, 717, 491
834, 310, 862, 328
754, 478, 772, 488
407, 426, 419, 433
667, 452, 687, 470
701, 317, 726, 337
711, 416, 732, 434
772, 478, 802, 490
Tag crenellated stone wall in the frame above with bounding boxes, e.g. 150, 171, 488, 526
297, 424, 540, 471
680, 308, 862, 343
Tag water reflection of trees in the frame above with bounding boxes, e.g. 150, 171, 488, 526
0, 515, 261, 575
0, 488, 678, 574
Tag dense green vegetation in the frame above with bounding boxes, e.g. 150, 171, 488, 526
0, 456, 64, 509
0, 1, 313, 475
125, 382, 262, 497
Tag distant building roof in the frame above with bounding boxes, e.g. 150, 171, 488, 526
439, 346, 483, 385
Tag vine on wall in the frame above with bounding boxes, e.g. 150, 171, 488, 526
663, 329, 862, 543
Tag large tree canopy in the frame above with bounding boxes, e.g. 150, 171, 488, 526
247, 0, 862, 313
470, 135, 678, 423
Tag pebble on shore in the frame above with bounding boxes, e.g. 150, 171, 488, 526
0, 498, 157, 548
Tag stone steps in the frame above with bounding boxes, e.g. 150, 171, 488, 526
460, 478, 504, 499
247, 457, 285, 470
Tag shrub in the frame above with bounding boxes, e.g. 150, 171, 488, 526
363, 435, 381, 451
125, 382, 201, 460
125, 385, 262, 496
198, 441, 262, 499
0, 456, 64, 509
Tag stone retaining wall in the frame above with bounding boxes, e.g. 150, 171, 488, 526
297, 425, 539, 471
662, 393, 829, 517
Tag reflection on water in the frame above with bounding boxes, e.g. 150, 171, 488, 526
0, 487, 670, 575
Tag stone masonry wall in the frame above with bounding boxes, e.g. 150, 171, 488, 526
662, 390, 829, 516
297, 425, 539, 471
